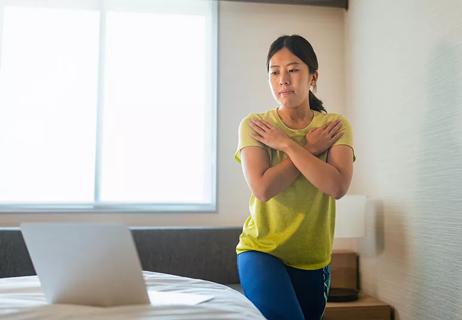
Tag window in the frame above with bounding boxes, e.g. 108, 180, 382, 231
0, 0, 217, 212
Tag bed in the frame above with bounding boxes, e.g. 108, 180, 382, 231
0, 271, 264, 319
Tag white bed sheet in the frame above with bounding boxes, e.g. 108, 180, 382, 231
0, 271, 264, 319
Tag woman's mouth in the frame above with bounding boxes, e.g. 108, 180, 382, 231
279, 90, 294, 97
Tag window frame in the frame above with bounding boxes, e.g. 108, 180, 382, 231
0, 0, 218, 213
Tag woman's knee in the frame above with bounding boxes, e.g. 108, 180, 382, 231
237, 251, 305, 320
287, 265, 331, 320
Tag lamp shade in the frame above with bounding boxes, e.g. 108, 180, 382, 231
334, 195, 367, 238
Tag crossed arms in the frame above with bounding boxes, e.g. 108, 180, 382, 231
240, 119, 353, 201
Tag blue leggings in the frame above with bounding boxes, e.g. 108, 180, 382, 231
237, 251, 330, 320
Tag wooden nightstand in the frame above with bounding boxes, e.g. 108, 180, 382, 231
327, 251, 393, 320
324, 294, 392, 320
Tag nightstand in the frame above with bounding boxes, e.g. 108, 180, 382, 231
325, 294, 392, 320
326, 251, 393, 320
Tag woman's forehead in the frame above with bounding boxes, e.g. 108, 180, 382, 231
269, 48, 304, 67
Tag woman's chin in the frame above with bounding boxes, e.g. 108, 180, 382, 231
278, 101, 303, 109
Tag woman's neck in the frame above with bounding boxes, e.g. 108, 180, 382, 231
277, 104, 314, 130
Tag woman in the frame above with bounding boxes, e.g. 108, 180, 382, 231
235, 35, 355, 320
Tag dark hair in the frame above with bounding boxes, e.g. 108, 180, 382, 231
266, 35, 326, 113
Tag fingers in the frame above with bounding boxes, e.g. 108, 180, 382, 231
251, 133, 263, 142
249, 122, 266, 137
331, 130, 344, 142
251, 119, 272, 130
249, 119, 274, 136
326, 120, 342, 135
311, 120, 342, 139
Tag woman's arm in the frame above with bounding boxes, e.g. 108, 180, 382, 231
282, 142, 353, 199
240, 147, 299, 202
250, 119, 353, 199
240, 120, 344, 201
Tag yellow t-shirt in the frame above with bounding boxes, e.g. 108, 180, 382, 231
235, 108, 355, 270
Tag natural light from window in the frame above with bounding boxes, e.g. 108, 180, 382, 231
0, 2, 216, 211
101, 11, 209, 203
0, 7, 99, 202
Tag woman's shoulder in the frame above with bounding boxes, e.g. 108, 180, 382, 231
315, 111, 350, 124
240, 108, 277, 123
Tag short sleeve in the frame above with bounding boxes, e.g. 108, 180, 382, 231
333, 115, 356, 161
234, 113, 266, 163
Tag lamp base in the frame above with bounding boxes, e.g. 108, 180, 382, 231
327, 288, 359, 302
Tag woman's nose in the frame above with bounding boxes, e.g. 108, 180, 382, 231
279, 72, 290, 85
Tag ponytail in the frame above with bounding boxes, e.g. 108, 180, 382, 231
309, 90, 326, 113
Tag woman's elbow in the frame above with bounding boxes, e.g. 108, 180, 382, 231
252, 185, 272, 202
331, 185, 348, 200
246, 176, 272, 202
253, 190, 271, 202
333, 193, 345, 200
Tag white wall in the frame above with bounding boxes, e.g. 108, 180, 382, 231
4, 1, 462, 318
345, 0, 462, 319
0, 1, 346, 227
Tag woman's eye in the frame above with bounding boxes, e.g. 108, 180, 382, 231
270, 71, 279, 76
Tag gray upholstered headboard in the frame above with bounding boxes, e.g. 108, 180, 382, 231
0, 227, 242, 285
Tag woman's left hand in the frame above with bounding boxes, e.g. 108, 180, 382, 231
249, 119, 292, 151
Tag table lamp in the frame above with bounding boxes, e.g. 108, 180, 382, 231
328, 194, 367, 302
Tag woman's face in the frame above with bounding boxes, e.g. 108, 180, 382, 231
268, 47, 316, 109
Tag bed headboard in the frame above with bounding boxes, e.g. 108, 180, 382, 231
0, 227, 358, 290
0, 227, 242, 284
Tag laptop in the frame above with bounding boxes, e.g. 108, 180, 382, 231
20, 223, 150, 307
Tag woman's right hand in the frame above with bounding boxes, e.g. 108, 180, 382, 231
305, 120, 343, 156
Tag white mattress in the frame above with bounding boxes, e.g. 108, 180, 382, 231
0, 271, 264, 319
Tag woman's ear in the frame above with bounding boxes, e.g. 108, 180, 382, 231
310, 71, 319, 86
309, 71, 319, 92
